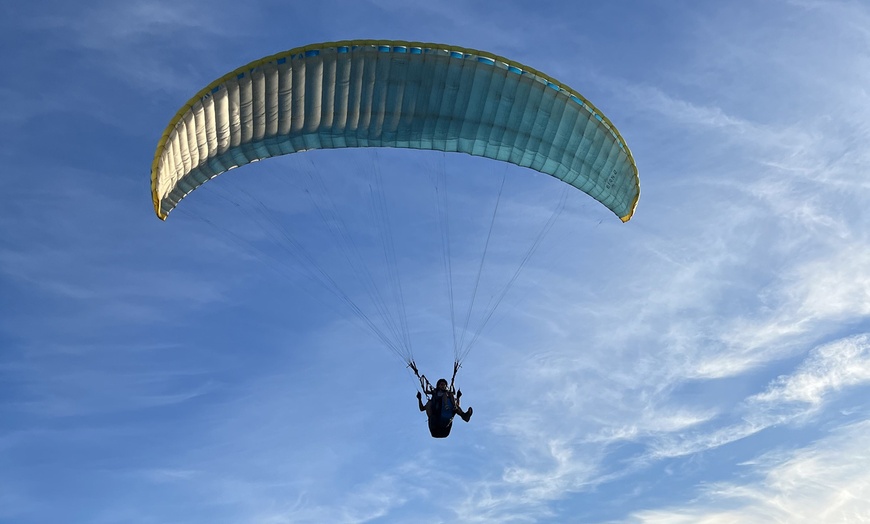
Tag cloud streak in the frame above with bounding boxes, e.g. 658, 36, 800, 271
631, 419, 870, 524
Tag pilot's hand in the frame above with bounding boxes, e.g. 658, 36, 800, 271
416, 391, 422, 400
457, 389, 462, 399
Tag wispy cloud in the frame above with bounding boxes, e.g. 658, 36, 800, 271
631, 419, 870, 524
649, 334, 870, 460
706, 243, 870, 378
750, 334, 870, 407
445, 254, 870, 519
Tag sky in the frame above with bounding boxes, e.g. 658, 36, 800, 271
2, 0, 870, 523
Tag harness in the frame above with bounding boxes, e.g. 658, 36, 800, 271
408, 360, 461, 398
409, 360, 463, 438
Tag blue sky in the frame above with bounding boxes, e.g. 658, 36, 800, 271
3, 0, 870, 523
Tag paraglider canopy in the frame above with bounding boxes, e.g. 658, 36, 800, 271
151, 39, 639, 223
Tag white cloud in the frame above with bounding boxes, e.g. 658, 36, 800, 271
243, 470, 412, 524
708, 244, 870, 378
613, 79, 870, 380
631, 420, 870, 524
751, 334, 870, 407
649, 334, 870, 460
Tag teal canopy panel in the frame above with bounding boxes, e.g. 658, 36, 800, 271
151, 40, 639, 221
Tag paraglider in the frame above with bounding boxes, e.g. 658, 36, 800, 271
418, 379, 472, 439
151, 40, 639, 437
410, 361, 472, 438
